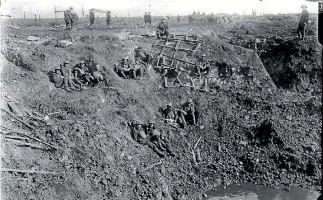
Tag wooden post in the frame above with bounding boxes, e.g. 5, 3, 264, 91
54, 5, 57, 22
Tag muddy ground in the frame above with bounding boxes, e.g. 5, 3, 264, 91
0, 17, 322, 200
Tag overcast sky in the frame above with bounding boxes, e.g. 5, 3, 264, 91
0, 0, 319, 18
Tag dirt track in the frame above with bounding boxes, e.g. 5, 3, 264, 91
0, 17, 322, 200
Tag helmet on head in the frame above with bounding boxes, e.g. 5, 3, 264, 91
201, 54, 206, 57
167, 102, 173, 107
63, 60, 70, 64
80, 60, 85, 64
135, 120, 143, 125
69, 7, 73, 10
148, 120, 155, 124
301, 4, 307, 8
187, 98, 193, 103
161, 17, 166, 20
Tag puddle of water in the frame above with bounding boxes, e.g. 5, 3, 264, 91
204, 183, 321, 200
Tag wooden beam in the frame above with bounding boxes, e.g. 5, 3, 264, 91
154, 45, 195, 52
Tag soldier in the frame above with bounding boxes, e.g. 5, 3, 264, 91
132, 59, 143, 79
70, 12, 78, 30
91, 64, 104, 86
297, 5, 309, 41
134, 46, 152, 65
148, 12, 152, 26
72, 61, 90, 88
132, 121, 165, 157
59, 60, 79, 92
163, 102, 178, 123
89, 9, 95, 26
144, 12, 148, 26
64, 7, 73, 29
179, 98, 197, 126
106, 11, 111, 26
116, 57, 132, 79
177, 15, 180, 23
196, 54, 210, 78
156, 17, 169, 39
158, 130, 175, 156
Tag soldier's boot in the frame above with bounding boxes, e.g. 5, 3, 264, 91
137, 69, 142, 79
63, 77, 72, 92
131, 70, 136, 79
120, 71, 127, 79
147, 142, 165, 157
191, 114, 197, 125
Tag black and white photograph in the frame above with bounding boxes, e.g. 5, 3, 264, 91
0, 0, 322, 199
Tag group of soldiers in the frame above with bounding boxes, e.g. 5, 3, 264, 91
188, 11, 207, 24
64, 7, 78, 30
114, 57, 143, 79
144, 12, 152, 27
54, 58, 104, 91
89, 9, 111, 26
131, 120, 175, 157
161, 98, 198, 128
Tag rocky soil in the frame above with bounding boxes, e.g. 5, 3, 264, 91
0, 17, 321, 200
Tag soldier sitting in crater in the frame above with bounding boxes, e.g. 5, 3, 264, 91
196, 54, 210, 78
132, 59, 143, 79
115, 57, 132, 79
134, 46, 152, 65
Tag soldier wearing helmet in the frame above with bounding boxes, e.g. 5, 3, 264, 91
116, 56, 132, 79
297, 4, 309, 41
163, 102, 178, 123
196, 53, 210, 78
106, 11, 111, 26
132, 120, 147, 143
64, 7, 73, 29
156, 16, 169, 39
89, 9, 95, 26
58, 59, 78, 91
134, 46, 152, 65
179, 98, 198, 126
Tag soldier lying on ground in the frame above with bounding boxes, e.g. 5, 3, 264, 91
132, 120, 175, 157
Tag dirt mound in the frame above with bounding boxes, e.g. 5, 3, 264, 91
1, 24, 321, 200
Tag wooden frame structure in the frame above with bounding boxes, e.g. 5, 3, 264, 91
149, 34, 208, 91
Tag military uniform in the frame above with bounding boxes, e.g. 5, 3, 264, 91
147, 12, 152, 26
156, 18, 169, 39
64, 10, 72, 29
106, 11, 111, 26
70, 12, 78, 29
180, 99, 197, 126
297, 5, 309, 40
117, 58, 132, 78
144, 12, 148, 26
132, 60, 143, 79
134, 121, 165, 157
59, 60, 79, 91
134, 47, 152, 64
177, 15, 180, 23
196, 54, 210, 78
90, 9, 95, 26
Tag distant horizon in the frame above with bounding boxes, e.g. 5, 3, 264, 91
0, 0, 319, 18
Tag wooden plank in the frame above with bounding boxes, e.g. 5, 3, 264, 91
154, 44, 195, 52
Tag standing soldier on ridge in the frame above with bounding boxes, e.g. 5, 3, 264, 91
64, 7, 73, 29
89, 9, 95, 26
177, 15, 180, 23
106, 11, 111, 26
144, 12, 148, 26
297, 4, 309, 41
148, 12, 152, 27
